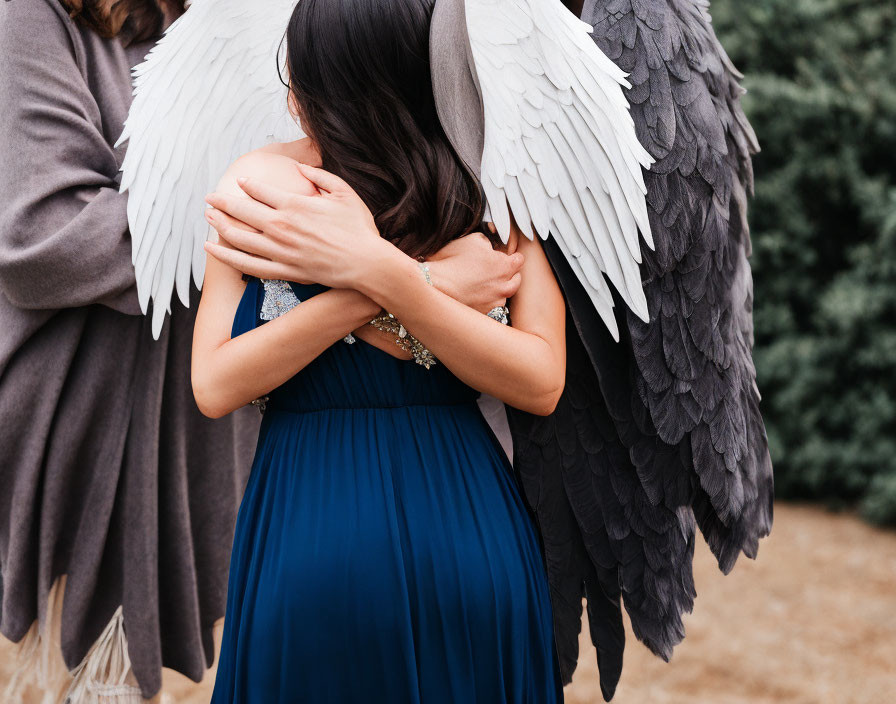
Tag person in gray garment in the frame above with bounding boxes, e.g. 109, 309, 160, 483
0, 1, 260, 701
0, 1, 523, 700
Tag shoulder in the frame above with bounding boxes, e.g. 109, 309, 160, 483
216, 142, 319, 197
255, 137, 320, 165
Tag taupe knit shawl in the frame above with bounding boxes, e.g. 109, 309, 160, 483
0, 0, 260, 697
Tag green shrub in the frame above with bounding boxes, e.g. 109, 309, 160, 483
710, 0, 896, 524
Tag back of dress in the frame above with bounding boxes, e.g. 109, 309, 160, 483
232, 278, 481, 413
213, 276, 565, 703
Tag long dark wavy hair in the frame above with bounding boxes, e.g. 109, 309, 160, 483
282, 0, 485, 260
59, 0, 186, 46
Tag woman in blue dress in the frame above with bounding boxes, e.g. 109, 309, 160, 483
192, 0, 567, 701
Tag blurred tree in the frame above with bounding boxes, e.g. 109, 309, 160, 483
710, 0, 896, 524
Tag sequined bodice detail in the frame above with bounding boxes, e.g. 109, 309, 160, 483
231, 279, 480, 414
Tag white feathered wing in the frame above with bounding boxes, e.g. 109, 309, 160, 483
115, 0, 303, 338
466, 0, 655, 340
117, 0, 653, 342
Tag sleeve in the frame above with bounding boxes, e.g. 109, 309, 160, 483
0, 0, 141, 315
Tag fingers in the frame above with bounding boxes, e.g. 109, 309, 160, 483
236, 176, 296, 210
204, 241, 287, 279
205, 206, 261, 238
206, 213, 285, 262
204, 191, 276, 232
502, 271, 523, 299
492, 246, 524, 278
294, 162, 352, 195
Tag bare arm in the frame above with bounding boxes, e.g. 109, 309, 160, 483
191, 152, 380, 418
358, 225, 567, 415
204, 163, 566, 416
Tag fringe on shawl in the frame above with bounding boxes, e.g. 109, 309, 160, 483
2, 574, 169, 704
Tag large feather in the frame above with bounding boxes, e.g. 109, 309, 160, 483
115, 0, 303, 338
465, 0, 656, 339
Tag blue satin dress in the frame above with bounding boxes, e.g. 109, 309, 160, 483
210, 278, 564, 703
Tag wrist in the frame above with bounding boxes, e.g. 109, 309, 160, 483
329, 287, 382, 325
357, 291, 383, 321
351, 289, 383, 322
355, 239, 420, 306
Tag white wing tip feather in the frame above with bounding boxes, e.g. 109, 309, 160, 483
469, 0, 654, 339
119, 0, 300, 338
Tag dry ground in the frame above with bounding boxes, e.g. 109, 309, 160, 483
3, 501, 895, 703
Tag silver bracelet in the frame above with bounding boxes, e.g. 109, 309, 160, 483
369, 311, 437, 369
487, 306, 510, 325
365, 260, 437, 368
365, 262, 509, 368
417, 261, 432, 286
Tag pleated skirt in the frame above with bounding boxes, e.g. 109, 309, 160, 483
210, 400, 564, 703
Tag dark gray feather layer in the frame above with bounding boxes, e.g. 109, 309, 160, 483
506, 0, 774, 697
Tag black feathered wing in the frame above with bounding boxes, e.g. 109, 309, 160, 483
506, 236, 700, 700
583, 0, 774, 571
505, 0, 774, 699
583, 0, 775, 600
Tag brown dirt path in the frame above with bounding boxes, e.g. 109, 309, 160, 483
3, 501, 895, 703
